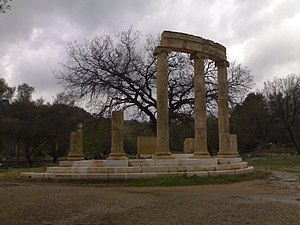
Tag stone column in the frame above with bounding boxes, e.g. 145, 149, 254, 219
67, 123, 84, 161
154, 47, 173, 159
216, 61, 239, 157
108, 111, 128, 160
191, 53, 210, 158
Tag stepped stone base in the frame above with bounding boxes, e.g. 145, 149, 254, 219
21, 155, 253, 181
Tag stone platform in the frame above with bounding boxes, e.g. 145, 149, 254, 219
21, 155, 254, 181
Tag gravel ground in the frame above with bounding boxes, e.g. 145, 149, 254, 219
0, 177, 300, 225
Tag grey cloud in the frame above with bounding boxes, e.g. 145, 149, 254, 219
1, 0, 300, 101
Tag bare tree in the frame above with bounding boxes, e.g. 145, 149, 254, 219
57, 27, 253, 132
0, 0, 12, 13
264, 74, 300, 154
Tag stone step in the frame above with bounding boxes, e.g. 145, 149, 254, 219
46, 162, 248, 174
22, 166, 254, 181
59, 157, 243, 168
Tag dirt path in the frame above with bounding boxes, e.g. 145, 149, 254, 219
0, 178, 300, 225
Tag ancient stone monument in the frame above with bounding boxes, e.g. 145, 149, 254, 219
67, 123, 84, 161
21, 31, 252, 181
154, 31, 239, 158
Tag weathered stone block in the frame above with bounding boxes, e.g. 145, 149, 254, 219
58, 161, 73, 167
142, 166, 178, 173
73, 160, 98, 167
229, 163, 242, 170
228, 157, 242, 164
154, 159, 180, 166
129, 159, 155, 166
235, 167, 254, 175
192, 165, 207, 171
218, 158, 229, 164
30, 173, 46, 179
20, 172, 33, 179
180, 158, 200, 166
198, 158, 218, 166
176, 166, 195, 172
93, 160, 104, 167
183, 138, 195, 153
114, 166, 141, 173
206, 165, 216, 171
87, 167, 114, 173
137, 137, 157, 157
216, 164, 231, 170
240, 162, 248, 169
103, 160, 128, 167
173, 153, 193, 158
193, 171, 209, 177
46, 167, 69, 173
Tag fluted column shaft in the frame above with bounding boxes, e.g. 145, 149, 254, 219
216, 61, 238, 157
154, 47, 173, 158
191, 53, 210, 158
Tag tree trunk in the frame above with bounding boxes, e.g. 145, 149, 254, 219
52, 141, 59, 163
287, 127, 300, 155
25, 144, 33, 167
149, 118, 157, 135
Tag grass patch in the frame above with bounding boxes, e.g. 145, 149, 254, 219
0, 167, 46, 182
246, 156, 300, 173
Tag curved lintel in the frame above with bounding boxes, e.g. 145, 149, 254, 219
159, 31, 227, 61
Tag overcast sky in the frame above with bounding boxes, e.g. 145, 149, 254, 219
1, 0, 300, 102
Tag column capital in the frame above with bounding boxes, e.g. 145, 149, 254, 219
190, 52, 208, 60
153, 46, 172, 56
215, 60, 229, 68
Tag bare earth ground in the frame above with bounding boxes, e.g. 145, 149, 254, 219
0, 174, 300, 225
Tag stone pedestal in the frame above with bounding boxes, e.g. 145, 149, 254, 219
137, 137, 157, 158
191, 53, 211, 158
154, 47, 173, 159
107, 111, 128, 160
67, 124, 84, 161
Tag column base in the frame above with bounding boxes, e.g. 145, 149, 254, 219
193, 152, 212, 159
153, 152, 174, 159
107, 153, 128, 160
217, 152, 240, 158
67, 153, 85, 161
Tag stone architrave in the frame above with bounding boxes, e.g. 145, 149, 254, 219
153, 47, 173, 159
67, 123, 84, 161
191, 53, 210, 158
216, 61, 239, 157
107, 111, 128, 160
